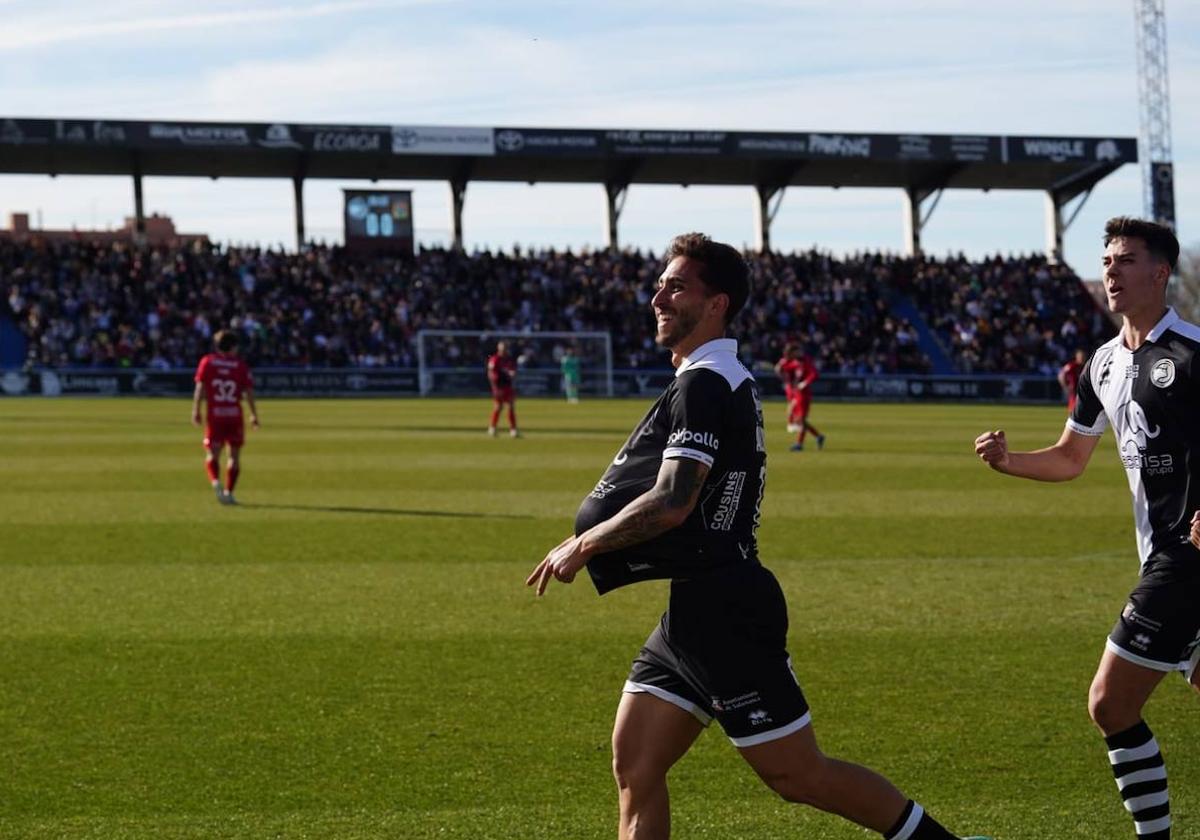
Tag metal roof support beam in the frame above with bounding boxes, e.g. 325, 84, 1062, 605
1044, 185, 1095, 265
604, 181, 629, 252
449, 177, 468, 252
131, 166, 145, 243
754, 184, 786, 254
903, 186, 943, 257
292, 175, 306, 251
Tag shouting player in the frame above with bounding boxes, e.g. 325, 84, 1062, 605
529, 233, 988, 840
192, 330, 258, 505
975, 218, 1197, 840
774, 342, 825, 451
486, 341, 519, 438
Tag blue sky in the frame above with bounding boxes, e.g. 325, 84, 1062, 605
0, 0, 1196, 272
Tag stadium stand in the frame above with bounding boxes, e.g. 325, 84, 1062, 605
2, 239, 1113, 374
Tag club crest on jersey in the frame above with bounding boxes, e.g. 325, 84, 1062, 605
1150, 359, 1175, 389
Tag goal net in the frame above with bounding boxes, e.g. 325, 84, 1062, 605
415, 330, 614, 397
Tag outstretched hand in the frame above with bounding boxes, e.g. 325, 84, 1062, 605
526, 535, 591, 597
974, 430, 1009, 471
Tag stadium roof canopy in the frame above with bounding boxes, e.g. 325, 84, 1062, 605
0, 118, 1136, 258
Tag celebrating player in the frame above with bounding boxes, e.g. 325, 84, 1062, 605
774, 342, 825, 451
529, 233, 988, 840
1057, 347, 1088, 413
975, 218, 1197, 840
486, 341, 519, 437
561, 346, 581, 403
191, 330, 258, 505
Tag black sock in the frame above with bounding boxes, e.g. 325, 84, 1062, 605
883, 800, 957, 840
1106, 720, 1170, 839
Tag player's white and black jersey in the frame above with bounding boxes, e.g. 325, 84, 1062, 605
1069, 307, 1200, 566
576, 338, 766, 594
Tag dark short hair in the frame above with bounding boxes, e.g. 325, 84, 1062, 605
664, 232, 750, 325
1103, 216, 1179, 271
214, 330, 239, 352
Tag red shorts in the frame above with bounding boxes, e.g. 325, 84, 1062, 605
789, 389, 812, 416
492, 387, 515, 403
204, 417, 245, 449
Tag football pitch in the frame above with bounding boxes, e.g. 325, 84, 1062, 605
2, 396, 1196, 839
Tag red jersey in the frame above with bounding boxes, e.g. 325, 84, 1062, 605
1060, 359, 1083, 392
194, 353, 253, 422
487, 353, 517, 389
778, 355, 818, 389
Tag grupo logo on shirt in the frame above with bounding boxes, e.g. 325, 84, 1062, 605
666, 428, 719, 449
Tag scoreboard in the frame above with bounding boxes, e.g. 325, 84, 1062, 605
343, 189, 413, 254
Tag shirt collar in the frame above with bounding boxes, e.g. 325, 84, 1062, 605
675, 338, 738, 378
1145, 307, 1180, 343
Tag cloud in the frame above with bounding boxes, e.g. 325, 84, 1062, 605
0, 0, 1196, 255
0, 0, 441, 51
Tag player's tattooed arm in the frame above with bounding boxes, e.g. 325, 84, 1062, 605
580, 457, 709, 554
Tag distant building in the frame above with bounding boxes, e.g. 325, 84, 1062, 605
0, 212, 208, 246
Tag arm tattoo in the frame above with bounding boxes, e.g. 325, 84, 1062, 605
581, 458, 709, 554
663, 458, 707, 509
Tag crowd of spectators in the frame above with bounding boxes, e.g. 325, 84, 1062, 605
2, 238, 1111, 376
898, 253, 1114, 374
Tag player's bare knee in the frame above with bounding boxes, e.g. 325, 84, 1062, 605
1087, 681, 1137, 733
765, 767, 826, 806
758, 753, 830, 806
611, 747, 664, 797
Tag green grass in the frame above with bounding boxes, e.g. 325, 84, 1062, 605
1, 397, 1196, 839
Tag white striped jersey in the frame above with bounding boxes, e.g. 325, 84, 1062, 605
1068, 307, 1200, 565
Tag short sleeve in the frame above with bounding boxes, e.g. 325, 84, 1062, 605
1066, 354, 1107, 436
193, 356, 208, 384
663, 370, 728, 467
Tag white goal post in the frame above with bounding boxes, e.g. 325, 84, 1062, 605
415, 330, 614, 397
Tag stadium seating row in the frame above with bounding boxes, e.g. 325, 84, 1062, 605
2, 240, 1113, 374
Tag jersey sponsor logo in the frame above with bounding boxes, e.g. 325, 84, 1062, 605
589, 479, 618, 499
666, 428, 719, 450
711, 690, 762, 712
1123, 603, 1164, 632
1119, 400, 1161, 454
748, 709, 772, 726
1125, 364, 1140, 380
708, 471, 746, 531
626, 561, 653, 572
1118, 400, 1173, 474
1099, 357, 1114, 388
1130, 633, 1153, 651
1150, 359, 1176, 388
1121, 452, 1174, 473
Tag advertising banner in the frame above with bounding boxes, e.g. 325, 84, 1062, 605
492, 127, 604, 156
391, 125, 495, 156
1004, 136, 1137, 164
2, 368, 1066, 402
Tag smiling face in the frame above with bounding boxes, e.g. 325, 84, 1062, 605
651, 256, 725, 351
1102, 236, 1169, 319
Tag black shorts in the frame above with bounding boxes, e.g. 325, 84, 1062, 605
1107, 544, 1200, 681
623, 564, 811, 747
